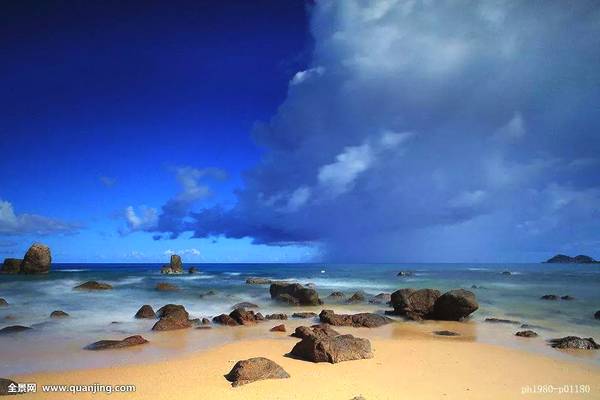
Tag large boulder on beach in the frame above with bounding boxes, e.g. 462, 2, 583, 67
433, 289, 478, 321
134, 305, 156, 319
85, 335, 148, 350
230, 308, 259, 325
270, 283, 322, 306
225, 357, 290, 387
1, 258, 22, 274
291, 325, 340, 339
20, 243, 51, 274
0, 378, 19, 395
548, 336, 599, 350
152, 304, 192, 331
74, 281, 112, 290
160, 254, 183, 274
290, 333, 373, 363
213, 314, 238, 326
319, 309, 392, 328
390, 288, 440, 320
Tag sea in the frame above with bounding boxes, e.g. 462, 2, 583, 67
1, 262, 599, 375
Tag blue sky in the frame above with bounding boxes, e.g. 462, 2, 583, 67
1, 1, 600, 263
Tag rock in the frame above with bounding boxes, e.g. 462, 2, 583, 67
213, 314, 238, 326
201, 317, 210, 325
319, 309, 392, 328
346, 292, 366, 303
255, 313, 265, 321
161, 254, 184, 274
19, 243, 51, 274
188, 267, 198, 274
270, 324, 286, 332
50, 310, 69, 318
74, 281, 112, 290
433, 330, 460, 336
397, 271, 413, 276
0, 378, 18, 396
199, 290, 216, 298
0, 298, 7, 307
328, 291, 345, 299
290, 333, 373, 363
156, 282, 178, 291
265, 313, 288, 320
245, 277, 272, 285
540, 294, 558, 300
544, 254, 599, 264
595, 310, 600, 320
1, 258, 22, 274
232, 302, 259, 310
433, 289, 478, 321
561, 295, 574, 300
485, 317, 520, 324
501, 271, 511, 275
369, 293, 391, 304
225, 357, 290, 387
270, 283, 322, 306
0, 325, 31, 334
516, 330, 538, 337
390, 288, 440, 320
291, 325, 340, 339
548, 336, 600, 350
134, 305, 156, 319
152, 304, 192, 331
350, 397, 366, 400
230, 308, 259, 325
292, 312, 317, 319
85, 335, 148, 350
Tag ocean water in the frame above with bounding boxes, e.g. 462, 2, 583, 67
1, 262, 599, 374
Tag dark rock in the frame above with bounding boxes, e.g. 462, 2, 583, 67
433, 330, 460, 336
0, 378, 18, 396
319, 309, 392, 328
196, 326, 212, 330
390, 288, 440, 320
202, 317, 210, 325
230, 308, 258, 325
270, 283, 322, 306
275, 293, 300, 305
155, 282, 178, 291
225, 357, 290, 387
265, 313, 288, 320
328, 291, 345, 299
561, 295, 574, 300
545, 254, 599, 264
50, 310, 69, 318
595, 310, 600, 320
548, 336, 600, 350
516, 330, 538, 337
152, 304, 192, 331
433, 289, 478, 321
1, 258, 22, 274
369, 293, 391, 304
270, 324, 286, 332
501, 271, 511, 275
213, 314, 238, 326
291, 325, 340, 339
255, 313, 265, 321
290, 333, 373, 363
397, 271, 413, 277
232, 302, 259, 310
0, 325, 31, 334
292, 312, 317, 319
199, 290, 216, 298
245, 277, 272, 285
20, 243, 51, 274
188, 267, 198, 274
540, 294, 558, 300
485, 317, 520, 324
134, 305, 156, 319
0, 298, 7, 307
161, 254, 183, 274
85, 335, 148, 350
346, 292, 366, 303
74, 281, 112, 290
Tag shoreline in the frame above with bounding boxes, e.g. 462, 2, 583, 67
11, 334, 600, 399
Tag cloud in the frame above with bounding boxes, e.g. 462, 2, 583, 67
99, 176, 117, 187
121, 205, 158, 234
164, 248, 201, 257
145, 1, 600, 261
0, 199, 81, 236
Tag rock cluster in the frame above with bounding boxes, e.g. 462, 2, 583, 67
270, 283, 322, 306
389, 288, 478, 321
1, 243, 52, 274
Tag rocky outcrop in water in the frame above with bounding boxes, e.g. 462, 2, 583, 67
85, 335, 148, 350
290, 332, 373, 363
516, 330, 538, 337
0, 298, 7, 307
319, 309, 392, 328
152, 304, 192, 331
346, 292, 366, 303
20, 243, 52, 274
595, 310, 600, 320
0, 325, 31, 334
134, 305, 156, 319
50, 310, 69, 318
188, 267, 198, 274
1, 258, 22, 274
160, 254, 183, 274
389, 288, 478, 321
225, 357, 290, 387
74, 281, 112, 290
155, 282, 178, 291
246, 277, 272, 285
270, 283, 322, 306
544, 254, 599, 263
548, 336, 599, 349
397, 271, 413, 277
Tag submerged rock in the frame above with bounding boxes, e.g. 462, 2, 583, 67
245, 277, 272, 285
397, 271, 413, 277
561, 295, 575, 300
50, 310, 69, 318
540, 294, 558, 300
369, 293, 391, 304
85, 335, 148, 350
290, 333, 373, 363
319, 309, 392, 328
292, 312, 317, 319
20, 243, 51, 274
152, 304, 192, 331
156, 282, 178, 291
548, 336, 599, 350
433, 330, 460, 336
74, 281, 113, 290
485, 317, 520, 324
270, 324, 286, 332
160, 254, 183, 274
1, 258, 22, 274
188, 267, 198, 274
270, 283, 322, 306
134, 305, 156, 319
501, 271, 511, 275
199, 290, 217, 298
516, 330, 538, 338
225, 357, 290, 387
0, 325, 31, 334
390, 288, 440, 320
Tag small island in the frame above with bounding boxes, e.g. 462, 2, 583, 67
544, 254, 599, 264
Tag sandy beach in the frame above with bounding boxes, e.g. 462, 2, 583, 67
10, 322, 600, 400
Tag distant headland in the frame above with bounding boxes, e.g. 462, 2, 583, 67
544, 254, 599, 264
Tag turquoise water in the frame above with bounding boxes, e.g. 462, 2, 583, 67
1, 262, 599, 374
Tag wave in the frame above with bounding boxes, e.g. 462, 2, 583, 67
58, 269, 90, 272
223, 272, 242, 276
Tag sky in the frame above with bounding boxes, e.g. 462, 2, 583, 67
1, 0, 599, 263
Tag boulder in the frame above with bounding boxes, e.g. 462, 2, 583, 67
485, 317, 520, 324
74, 281, 112, 290
246, 277, 272, 285
369, 293, 391, 304
201, 318, 210, 325
319, 309, 392, 328
561, 295, 574, 300
433, 330, 460, 336
0, 325, 31, 334
548, 336, 599, 350
161, 254, 183, 274
20, 243, 51, 274
270, 283, 322, 306
225, 357, 290, 387
291, 325, 340, 339
501, 271, 512, 275
540, 294, 558, 300
516, 330, 538, 338
85, 335, 148, 350
230, 308, 259, 325
292, 312, 317, 319
290, 333, 373, 363
134, 305, 156, 319
328, 291, 345, 299
270, 324, 286, 332
0, 378, 18, 396
255, 313, 265, 321
265, 313, 288, 320
595, 310, 600, 320
346, 292, 366, 303
231, 302, 259, 310
50, 310, 69, 318
155, 282, 179, 291
152, 304, 192, 331
188, 267, 198, 274
1, 258, 22, 274
0, 298, 7, 307
433, 289, 478, 321
397, 271, 413, 277
213, 314, 238, 326
390, 288, 440, 320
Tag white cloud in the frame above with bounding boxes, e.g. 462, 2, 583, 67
290, 67, 325, 85
495, 112, 526, 141
124, 205, 158, 231
318, 143, 373, 196
0, 199, 80, 235
164, 248, 201, 257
